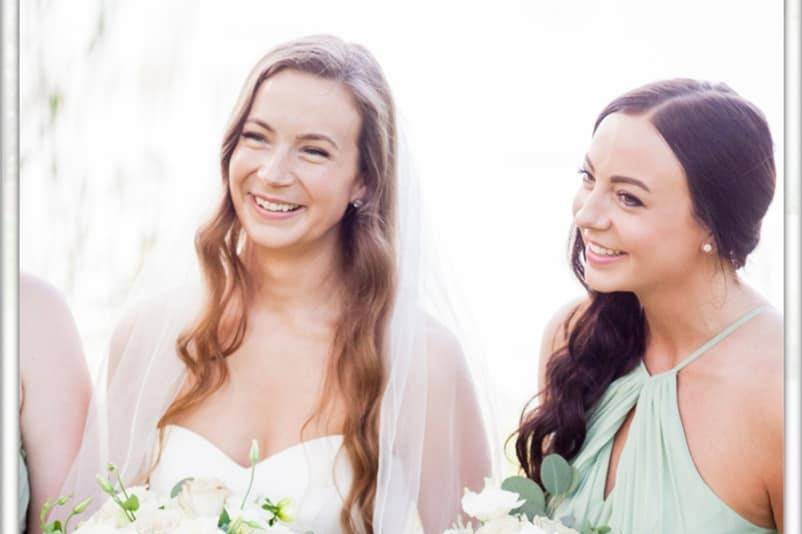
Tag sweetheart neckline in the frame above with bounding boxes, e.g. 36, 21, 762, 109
164, 424, 344, 470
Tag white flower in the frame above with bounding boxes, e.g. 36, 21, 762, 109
519, 522, 549, 534
132, 507, 185, 534
172, 516, 221, 534
275, 497, 296, 523
476, 516, 524, 534
527, 516, 580, 534
73, 525, 135, 534
176, 477, 231, 518
462, 478, 525, 522
443, 526, 475, 534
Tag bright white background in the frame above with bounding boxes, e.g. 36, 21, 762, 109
20, 0, 783, 465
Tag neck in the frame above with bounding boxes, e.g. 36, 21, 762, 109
634, 263, 764, 370
244, 233, 345, 320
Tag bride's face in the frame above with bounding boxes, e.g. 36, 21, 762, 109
572, 112, 710, 294
228, 69, 364, 253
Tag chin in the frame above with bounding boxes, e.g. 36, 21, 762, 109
583, 272, 635, 294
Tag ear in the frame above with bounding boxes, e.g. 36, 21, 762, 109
699, 230, 716, 253
349, 176, 367, 203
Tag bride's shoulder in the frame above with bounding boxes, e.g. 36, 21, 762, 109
108, 283, 203, 378
421, 315, 470, 379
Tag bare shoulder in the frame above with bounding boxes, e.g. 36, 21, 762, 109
538, 295, 590, 389
735, 307, 783, 424
20, 273, 83, 366
108, 285, 201, 379
424, 315, 465, 372
20, 273, 73, 319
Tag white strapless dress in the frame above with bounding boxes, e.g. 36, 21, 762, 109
149, 425, 352, 534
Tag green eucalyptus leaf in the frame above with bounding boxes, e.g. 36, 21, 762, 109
170, 477, 194, 498
541, 454, 574, 496
501, 476, 546, 519
123, 494, 139, 512
217, 508, 231, 530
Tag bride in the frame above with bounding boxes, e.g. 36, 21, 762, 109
63, 35, 491, 534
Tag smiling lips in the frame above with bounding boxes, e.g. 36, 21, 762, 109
250, 193, 303, 213
585, 240, 627, 265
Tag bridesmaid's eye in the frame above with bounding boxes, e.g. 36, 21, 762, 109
578, 168, 594, 187
617, 191, 644, 207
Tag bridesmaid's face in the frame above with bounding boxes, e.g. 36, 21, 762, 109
228, 69, 364, 253
572, 112, 710, 294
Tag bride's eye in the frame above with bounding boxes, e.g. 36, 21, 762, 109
302, 147, 330, 159
242, 131, 267, 143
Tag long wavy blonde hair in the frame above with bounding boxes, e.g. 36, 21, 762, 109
157, 35, 397, 533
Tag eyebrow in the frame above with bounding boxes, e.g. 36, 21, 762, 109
583, 155, 652, 193
245, 118, 339, 150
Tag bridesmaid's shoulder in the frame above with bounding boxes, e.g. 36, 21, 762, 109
538, 296, 590, 386
20, 272, 72, 318
732, 304, 783, 423
542, 296, 590, 353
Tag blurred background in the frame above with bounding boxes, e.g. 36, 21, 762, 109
21, 0, 783, 470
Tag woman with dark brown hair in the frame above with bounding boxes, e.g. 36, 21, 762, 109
62, 35, 491, 534
515, 79, 783, 533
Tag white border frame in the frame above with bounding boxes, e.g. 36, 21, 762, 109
784, 0, 801, 531
1, 0, 19, 531
1, 0, 799, 531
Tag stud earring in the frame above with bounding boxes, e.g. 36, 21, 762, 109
702, 243, 713, 254
351, 199, 364, 209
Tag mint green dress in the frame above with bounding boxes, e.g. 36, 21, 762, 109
553, 306, 777, 534
20, 445, 30, 533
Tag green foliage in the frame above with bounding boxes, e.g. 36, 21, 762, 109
502, 476, 546, 519
541, 453, 575, 496
170, 477, 194, 498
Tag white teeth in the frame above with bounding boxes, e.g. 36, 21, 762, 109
254, 196, 300, 213
588, 242, 623, 256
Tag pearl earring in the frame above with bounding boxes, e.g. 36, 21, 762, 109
351, 199, 364, 209
702, 243, 713, 254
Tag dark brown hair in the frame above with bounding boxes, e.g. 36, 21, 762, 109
515, 79, 776, 484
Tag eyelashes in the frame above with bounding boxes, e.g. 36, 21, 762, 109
577, 168, 644, 208
240, 132, 331, 160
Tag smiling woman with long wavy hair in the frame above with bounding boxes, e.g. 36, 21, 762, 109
62, 35, 491, 534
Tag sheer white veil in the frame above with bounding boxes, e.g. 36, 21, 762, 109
60, 37, 499, 534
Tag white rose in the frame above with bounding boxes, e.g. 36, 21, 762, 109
172, 516, 221, 534
133, 507, 185, 534
73, 525, 135, 534
462, 478, 525, 522
527, 516, 580, 534
476, 516, 524, 534
519, 522, 549, 534
177, 477, 231, 518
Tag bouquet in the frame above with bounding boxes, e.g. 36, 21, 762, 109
39, 440, 300, 534
444, 454, 610, 534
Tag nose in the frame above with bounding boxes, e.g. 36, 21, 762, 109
256, 150, 295, 186
573, 188, 612, 233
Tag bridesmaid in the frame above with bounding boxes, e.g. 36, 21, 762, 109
515, 80, 782, 533
20, 274, 91, 534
